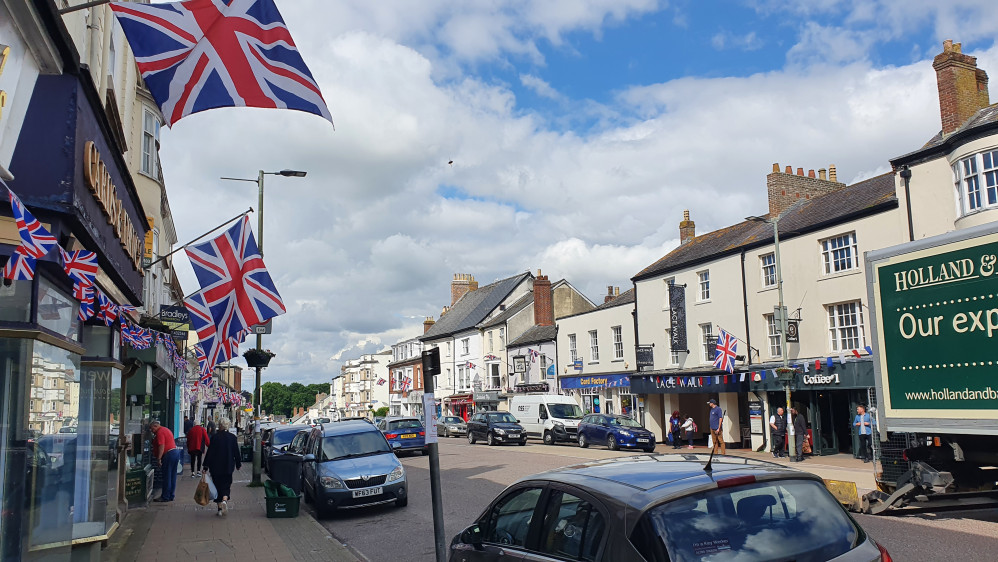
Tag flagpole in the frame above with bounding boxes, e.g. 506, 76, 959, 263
144, 207, 253, 271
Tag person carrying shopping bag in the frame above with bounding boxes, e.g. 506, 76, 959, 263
203, 417, 241, 516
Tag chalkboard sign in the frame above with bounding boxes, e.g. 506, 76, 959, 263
125, 469, 146, 501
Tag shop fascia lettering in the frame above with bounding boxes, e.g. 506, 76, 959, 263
83, 141, 143, 270
580, 376, 610, 387
802, 373, 840, 385
654, 376, 705, 390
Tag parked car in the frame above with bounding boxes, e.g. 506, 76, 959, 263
467, 411, 526, 446
577, 414, 656, 452
301, 421, 407, 517
437, 416, 467, 438
510, 394, 584, 445
377, 416, 428, 455
263, 424, 310, 474
448, 454, 889, 561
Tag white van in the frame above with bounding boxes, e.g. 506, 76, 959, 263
509, 395, 584, 445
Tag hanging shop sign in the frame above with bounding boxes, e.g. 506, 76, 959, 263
636, 345, 654, 368
560, 374, 630, 389
669, 284, 688, 351
515, 382, 549, 393
572, 359, 583, 371
786, 320, 800, 343
512, 356, 527, 373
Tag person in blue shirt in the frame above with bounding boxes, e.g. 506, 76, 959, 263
854, 404, 873, 463
708, 399, 725, 455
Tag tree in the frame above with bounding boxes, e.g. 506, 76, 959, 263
258, 381, 332, 418
374, 406, 389, 418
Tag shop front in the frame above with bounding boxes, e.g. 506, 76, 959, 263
405, 390, 424, 417
445, 393, 473, 421
631, 372, 747, 446
559, 374, 640, 420
0, 68, 148, 560
750, 360, 876, 458
473, 391, 500, 412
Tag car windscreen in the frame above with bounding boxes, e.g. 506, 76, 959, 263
630, 479, 860, 562
321, 431, 391, 461
272, 428, 301, 446
387, 420, 423, 430
609, 416, 641, 428
488, 413, 517, 424
443, 417, 463, 424
548, 403, 584, 419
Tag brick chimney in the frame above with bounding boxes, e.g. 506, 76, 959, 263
767, 162, 845, 216
934, 40, 990, 136
533, 271, 554, 326
423, 316, 435, 333
679, 210, 695, 244
451, 273, 478, 306
604, 286, 615, 303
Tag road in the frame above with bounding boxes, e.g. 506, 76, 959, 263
308, 438, 998, 561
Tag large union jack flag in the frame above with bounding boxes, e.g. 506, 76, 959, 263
186, 215, 286, 341
4, 182, 57, 259
109, 0, 332, 127
712, 328, 738, 374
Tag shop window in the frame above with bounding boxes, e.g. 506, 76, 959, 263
37, 278, 79, 341
0, 280, 32, 322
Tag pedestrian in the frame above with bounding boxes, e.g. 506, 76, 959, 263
149, 420, 180, 502
791, 407, 807, 462
854, 404, 873, 463
669, 410, 683, 449
769, 406, 787, 458
708, 399, 726, 455
681, 415, 696, 449
183, 415, 194, 436
206, 418, 216, 437
204, 417, 241, 516
187, 421, 210, 477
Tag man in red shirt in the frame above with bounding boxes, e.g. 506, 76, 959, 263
149, 420, 180, 502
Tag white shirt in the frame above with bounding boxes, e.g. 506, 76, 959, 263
682, 418, 694, 431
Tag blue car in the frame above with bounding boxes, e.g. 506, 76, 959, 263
378, 416, 428, 456
577, 414, 656, 452
302, 421, 407, 517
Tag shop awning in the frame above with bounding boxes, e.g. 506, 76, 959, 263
445, 393, 473, 405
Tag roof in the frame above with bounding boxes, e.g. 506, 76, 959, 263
892, 104, 998, 167
633, 172, 897, 281
508, 325, 557, 347
478, 293, 533, 329
421, 272, 532, 340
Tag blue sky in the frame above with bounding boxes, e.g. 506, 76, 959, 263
159, 0, 998, 383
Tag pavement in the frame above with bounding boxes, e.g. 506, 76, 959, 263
104, 468, 361, 562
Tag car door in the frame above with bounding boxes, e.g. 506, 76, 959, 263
460, 486, 548, 561
532, 484, 609, 562
593, 416, 609, 444
471, 414, 484, 439
303, 432, 320, 496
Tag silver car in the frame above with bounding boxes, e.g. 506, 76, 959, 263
437, 416, 467, 438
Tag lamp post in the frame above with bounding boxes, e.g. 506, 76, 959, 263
221, 169, 306, 485
747, 205, 798, 461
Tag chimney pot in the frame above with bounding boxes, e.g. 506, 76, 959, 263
829, 165, 837, 182
679, 210, 696, 244
785, 165, 792, 174
772, 163, 780, 173
934, 40, 990, 136
818, 168, 827, 180
808, 169, 815, 178
797, 167, 804, 176
533, 275, 554, 326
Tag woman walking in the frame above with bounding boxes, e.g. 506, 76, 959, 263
682, 415, 696, 449
203, 417, 241, 516
669, 411, 683, 449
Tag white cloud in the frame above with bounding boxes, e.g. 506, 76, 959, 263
520, 74, 565, 101
711, 30, 764, 51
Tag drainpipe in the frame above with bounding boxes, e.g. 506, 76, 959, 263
900, 167, 914, 242
740, 250, 765, 451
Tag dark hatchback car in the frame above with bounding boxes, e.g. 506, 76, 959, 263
263, 424, 310, 474
449, 454, 889, 562
578, 414, 656, 452
467, 411, 526, 446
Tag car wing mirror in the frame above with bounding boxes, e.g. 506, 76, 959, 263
462, 524, 484, 551
540, 413, 548, 420
303, 454, 316, 462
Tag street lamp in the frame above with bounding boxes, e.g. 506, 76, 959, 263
221, 169, 306, 485
747, 204, 798, 461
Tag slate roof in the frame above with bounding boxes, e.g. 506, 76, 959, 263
508, 325, 558, 347
420, 272, 532, 341
478, 293, 533, 329
633, 172, 898, 281
893, 104, 998, 166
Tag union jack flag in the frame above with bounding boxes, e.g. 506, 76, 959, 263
186, 293, 224, 374
122, 323, 153, 349
186, 216, 285, 341
4, 182, 57, 259
3, 246, 37, 281
400, 376, 411, 392
712, 328, 738, 374
75, 283, 95, 321
109, 0, 332, 127
59, 248, 99, 287
96, 290, 119, 326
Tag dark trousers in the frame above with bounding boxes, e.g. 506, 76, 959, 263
772, 433, 785, 456
212, 471, 234, 504
190, 449, 203, 473
858, 434, 872, 461
671, 430, 682, 448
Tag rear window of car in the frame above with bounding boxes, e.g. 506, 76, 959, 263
388, 419, 423, 430
630, 479, 860, 562
272, 428, 300, 446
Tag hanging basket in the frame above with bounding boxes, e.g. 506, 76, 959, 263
774, 367, 797, 382
243, 348, 276, 368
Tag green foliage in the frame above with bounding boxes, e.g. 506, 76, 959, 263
260, 381, 331, 418
374, 406, 389, 418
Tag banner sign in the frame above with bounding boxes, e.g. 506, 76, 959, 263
630, 374, 743, 395
871, 230, 998, 419
669, 284, 688, 351
560, 374, 630, 389
636, 345, 654, 368
160, 305, 190, 331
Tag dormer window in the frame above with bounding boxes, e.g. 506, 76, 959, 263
954, 150, 998, 214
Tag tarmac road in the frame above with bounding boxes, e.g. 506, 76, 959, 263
311, 438, 998, 561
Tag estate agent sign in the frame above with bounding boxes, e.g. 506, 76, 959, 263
870, 229, 998, 421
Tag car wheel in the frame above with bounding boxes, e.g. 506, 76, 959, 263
444, 428, 450, 438
607, 434, 619, 451
468, 432, 476, 445
579, 433, 589, 448
645, 447, 656, 453
396, 495, 408, 508
543, 431, 554, 445
487, 432, 496, 446
519, 439, 526, 446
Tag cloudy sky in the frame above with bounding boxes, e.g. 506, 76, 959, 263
159, 0, 998, 385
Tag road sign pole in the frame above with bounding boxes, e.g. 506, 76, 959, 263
421, 348, 447, 562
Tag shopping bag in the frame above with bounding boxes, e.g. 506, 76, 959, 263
194, 474, 211, 506
802, 435, 812, 454
205, 472, 218, 501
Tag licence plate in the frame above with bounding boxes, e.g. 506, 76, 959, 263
637, 438, 650, 443
352, 487, 383, 498
401, 434, 417, 439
